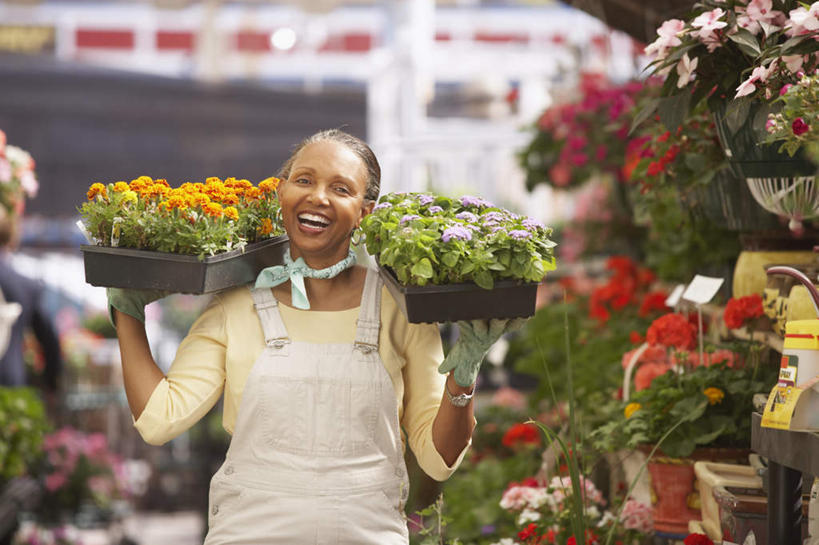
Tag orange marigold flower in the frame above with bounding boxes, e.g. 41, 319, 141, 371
244, 187, 262, 201
205, 177, 223, 185
180, 182, 205, 194
258, 177, 280, 194
166, 195, 188, 210
153, 178, 170, 187
112, 181, 130, 192
87, 183, 108, 200
223, 206, 239, 221
188, 192, 211, 207
257, 217, 273, 235
221, 193, 240, 205
703, 387, 725, 405
624, 402, 641, 419
203, 202, 223, 217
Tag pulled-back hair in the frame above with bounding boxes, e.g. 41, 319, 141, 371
278, 129, 380, 202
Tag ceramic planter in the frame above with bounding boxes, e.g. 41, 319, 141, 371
378, 266, 538, 324
639, 445, 749, 535
81, 235, 289, 294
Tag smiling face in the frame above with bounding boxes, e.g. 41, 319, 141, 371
277, 140, 374, 267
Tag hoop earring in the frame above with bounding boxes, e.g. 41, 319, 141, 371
274, 208, 283, 227
350, 228, 364, 246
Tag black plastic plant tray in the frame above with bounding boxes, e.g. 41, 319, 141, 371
81, 236, 289, 294
379, 266, 538, 324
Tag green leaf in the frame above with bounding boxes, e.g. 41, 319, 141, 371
474, 271, 494, 290
658, 92, 692, 131
727, 28, 761, 57
630, 97, 660, 135
441, 251, 459, 268
724, 97, 752, 134
411, 258, 434, 279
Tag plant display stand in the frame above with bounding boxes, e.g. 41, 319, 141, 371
751, 412, 819, 545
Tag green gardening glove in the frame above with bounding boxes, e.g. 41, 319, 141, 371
438, 318, 527, 387
106, 288, 170, 326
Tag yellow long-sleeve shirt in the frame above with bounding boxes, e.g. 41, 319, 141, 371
133, 283, 469, 481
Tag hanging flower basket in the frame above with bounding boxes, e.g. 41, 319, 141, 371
713, 101, 818, 232
691, 169, 782, 232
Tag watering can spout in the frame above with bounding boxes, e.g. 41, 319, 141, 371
767, 266, 819, 319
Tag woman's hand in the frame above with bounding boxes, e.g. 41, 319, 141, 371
437, 318, 527, 387
107, 288, 170, 325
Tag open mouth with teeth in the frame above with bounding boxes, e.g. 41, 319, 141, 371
297, 212, 331, 232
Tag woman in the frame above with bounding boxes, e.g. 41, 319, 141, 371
108, 129, 519, 544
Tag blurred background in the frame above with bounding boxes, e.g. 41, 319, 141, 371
0, 0, 663, 543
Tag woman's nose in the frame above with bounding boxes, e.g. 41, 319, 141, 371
307, 183, 330, 204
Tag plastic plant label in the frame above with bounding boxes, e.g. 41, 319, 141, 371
779, 354, 798, 386
682, 275, 724, 305
761, 384, 804, 429
665, 284, 685, 308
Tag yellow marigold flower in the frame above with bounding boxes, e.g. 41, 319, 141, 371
257, 217, 273, 235
258, 177, 280, 194
148, 184, 170, 198
224, 206, 239, 221
121, 190, 138, 206
206, 177, 223, 185
203, 202, 223, 217
153, 178, 170, 187
112, 181, 130, 192
180, 182, 204, 194
87, 183, 108, 200
245, 187, 262, 201
703, 387, 725, 405
226, 178, 252, 191
624, 402, 641, 419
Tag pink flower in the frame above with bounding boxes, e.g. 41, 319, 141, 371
779, 83, 794, 96
645, 19, 685, 61
676, 53, 699, 88
787, 3, 819, 36
491, 387, 527, 410
735, 64, 771, 98
691, 8, 728, 43
620, 498, 654, 533
45, 472, 67, 492
634, 361, 673, 391
0, 159, 10, 184
781, 55, 804, 74
793, 117, 810, 136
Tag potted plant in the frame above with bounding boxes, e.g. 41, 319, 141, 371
78, 176, 288, 293
359, 192, 556, 323
643, 0, 819, 231
0, 387, 49, 486
590, 305, 778, 534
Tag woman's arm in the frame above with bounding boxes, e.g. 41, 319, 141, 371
114, 310, 165, 420
432, 373, 476, 466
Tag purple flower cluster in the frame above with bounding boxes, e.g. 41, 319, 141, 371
418, 194, 435, 205
455, 211, 478, 223
508, 229, 531, 239
400, 214, 421, 224
428, 205, 444, 214
373, 202, 392, 211
522, 218, 545, 230
441, 225, 473, 242
459, 195, 493, 208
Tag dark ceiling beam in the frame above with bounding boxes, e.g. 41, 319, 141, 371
559, 0, 695, 43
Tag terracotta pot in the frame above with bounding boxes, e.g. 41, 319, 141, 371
638, 445, 749, 534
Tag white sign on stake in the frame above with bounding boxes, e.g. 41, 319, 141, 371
665, 284, 686, 308
682, 275, 725, 305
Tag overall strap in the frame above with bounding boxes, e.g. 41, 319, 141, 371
249, 287, 291, 349
354, 268, 382, 354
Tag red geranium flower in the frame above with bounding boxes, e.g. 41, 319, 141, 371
639, 291, 668, 316
518, 523, 540, 542
683, 533, 714, 545
646, 313, 696, 350
723, 294, 764, 330
502, 423, 541, 448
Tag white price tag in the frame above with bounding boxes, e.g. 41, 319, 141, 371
664, 284, 686, 308
682, 275, 725, 305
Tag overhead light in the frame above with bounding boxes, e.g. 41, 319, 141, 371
271, 28, 296, 51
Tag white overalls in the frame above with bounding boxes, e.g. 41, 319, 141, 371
204, 268, 410, 544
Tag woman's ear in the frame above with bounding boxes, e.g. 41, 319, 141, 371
360, 199, 375, 220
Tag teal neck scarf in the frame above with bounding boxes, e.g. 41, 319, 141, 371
254, 248, 357, 310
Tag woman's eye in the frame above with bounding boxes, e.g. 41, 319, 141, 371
294, 177, 310, 185
334, 186, 351, 194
